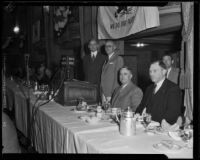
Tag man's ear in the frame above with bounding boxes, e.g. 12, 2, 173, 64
172, 59, 174, 64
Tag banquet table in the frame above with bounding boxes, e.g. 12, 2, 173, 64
6, 79, 193, 158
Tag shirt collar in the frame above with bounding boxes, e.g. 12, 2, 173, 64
168, 67, 172, 73
167, 67, 172, 77
122, 83, 128, 89
155, 78, 165, 90
91, 51, 98, 57
108, 52, 115, 60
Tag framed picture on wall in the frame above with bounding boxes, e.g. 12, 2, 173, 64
32, 20, 40, 43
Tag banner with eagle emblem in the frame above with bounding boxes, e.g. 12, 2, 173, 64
97, 6, 160, 39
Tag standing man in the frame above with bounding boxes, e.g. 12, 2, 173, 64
162, 54, 180, 84
83, 38, 106, 102
136, 61, 182, 125
101, 40, 124, 104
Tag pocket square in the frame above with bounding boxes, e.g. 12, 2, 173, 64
109, 62, 114, 64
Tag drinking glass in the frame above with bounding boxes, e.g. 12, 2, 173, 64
142, 113, 152, 132
103, 101, 110, 113
181, 125, 193, 148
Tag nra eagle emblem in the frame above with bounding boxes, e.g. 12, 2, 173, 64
114, 6, 137, 18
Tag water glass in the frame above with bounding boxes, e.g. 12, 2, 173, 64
142, 113, 152, 132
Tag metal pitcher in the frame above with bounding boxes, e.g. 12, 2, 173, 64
116, 107, 136, 136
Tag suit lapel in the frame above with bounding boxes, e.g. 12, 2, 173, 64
119, 82, 133, 97
93, 52, 101, 62
102, 53, 118, 72
112, 87, 121, 104
112, 82, 133, 105
168, 68, 173, 79
154, 79, 167, 95
168, 67, 176, 79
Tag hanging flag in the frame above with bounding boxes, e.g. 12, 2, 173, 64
98, 6, 160, 39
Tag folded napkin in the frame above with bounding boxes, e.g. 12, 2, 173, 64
161, 119, 180, 132
168, 131, 182, 141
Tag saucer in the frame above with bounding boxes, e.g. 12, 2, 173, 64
73, 108, 87, 113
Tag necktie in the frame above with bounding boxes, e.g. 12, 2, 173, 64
153, 84, 157, 94
166, 69, 170, 78
91, 54, 95, 61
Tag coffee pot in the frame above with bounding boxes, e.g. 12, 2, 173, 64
115, 106, 136, 136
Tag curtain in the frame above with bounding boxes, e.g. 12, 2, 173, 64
179, 2, 193, 121
79, 6, 98, 59
44, 6, 54, 67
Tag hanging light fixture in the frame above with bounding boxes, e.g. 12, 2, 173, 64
13, 25, 20, 34
131, 42, 149, 47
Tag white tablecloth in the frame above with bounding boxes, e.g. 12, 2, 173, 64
6, 80, 193, 158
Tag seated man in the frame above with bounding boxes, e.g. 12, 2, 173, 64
36, 63, 52, 85
111, 66, 143, 111
136, 61, 182, 125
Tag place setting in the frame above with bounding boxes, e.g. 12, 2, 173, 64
71, 98, 96, 113
76, 99, 114, 125
151, 121, 193, 153
152, 140, 183, 153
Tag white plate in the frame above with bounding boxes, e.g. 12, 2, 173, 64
153, 143, 182, 153
33, 91, 42, 95
85, 116, 100, 125
148, 121, 160, 128
73, 108, 87, 113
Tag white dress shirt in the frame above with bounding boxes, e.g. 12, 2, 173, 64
120, 83, 128, 91
166, 67, 172, 78
154, 78, 165, 93
91, 51, 97, 58
108, 52, 115, 60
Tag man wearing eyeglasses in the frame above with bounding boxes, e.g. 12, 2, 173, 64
100, 40, 124, 104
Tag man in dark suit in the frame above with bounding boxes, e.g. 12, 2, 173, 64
101, 40, 124, 104
162, 54, 180, 84
83, 39, 106, 102
136, 61, 182, 125
111, 66, 143, 111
